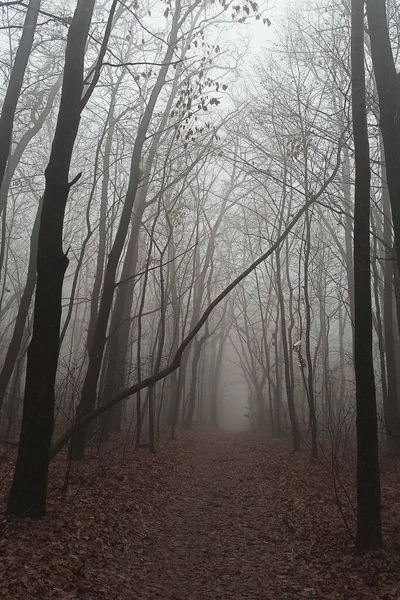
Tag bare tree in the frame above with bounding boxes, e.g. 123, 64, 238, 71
351, 0, 382, 550
0, 0, 41, 213
7, 0, 97, 517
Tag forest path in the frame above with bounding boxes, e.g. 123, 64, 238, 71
126, 431, 391, 600
1, 430, 399, 599
137, 431, 298, 599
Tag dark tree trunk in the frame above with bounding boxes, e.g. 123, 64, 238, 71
303, 209, 318, 461
338, 302, 346, 407
0, 77, 61, 315
273, 300, 282, 436
71, 3, 182, 459
381, 165, 400, 454
343, 148, 356, 328
50, 157, 342, 459
86, 114, 113, 355
6, 0, 95, 518
276, 249, 301, 450
352, 0, 382, 550
0, 0, 41, 212
101, 202, 145, 438
371, 232, 388, 425
209, 319, 228, 428
0, 196, 42, 412
366, 0, 400, 343
184, 334, 206, 429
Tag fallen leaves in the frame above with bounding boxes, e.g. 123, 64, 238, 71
0, 431, 399, 599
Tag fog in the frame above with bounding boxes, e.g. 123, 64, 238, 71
0, 0, 399, 593
0, 0, 379, 460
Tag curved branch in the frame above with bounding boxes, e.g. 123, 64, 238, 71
50, 140, 343, 459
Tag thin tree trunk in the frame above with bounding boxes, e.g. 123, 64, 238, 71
303, 208, 318, 461
0, 196, 42, 412
0, 0, 41, 213
276, 248, 301, 449
184, 333, 208, 429
50, 150, 343, 459
72, 1, 182, 459
209, 315, 229, 428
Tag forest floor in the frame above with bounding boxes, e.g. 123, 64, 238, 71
1, 430, 400, 599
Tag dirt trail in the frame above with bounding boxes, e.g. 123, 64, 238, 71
138, 432, 287, 599
1, 430, 400, 599
126, 431, 400, 600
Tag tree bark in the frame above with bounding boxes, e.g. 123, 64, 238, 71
366, 0, 400, 343
381, 160, 400, 453
352, 0, 382, 550
6, 0, 95, 518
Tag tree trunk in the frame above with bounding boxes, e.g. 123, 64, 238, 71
273, 299, 282, 436
0, 196, 42, 412
209, 318, 228, 428
303, 208, 318, 461
276, 248, 301, 449
0, 0, 41, 212
101, 201, 145, 438
71, 1, 182, 459
352, 0, 382, 549
381, 159, 400, 453
6, 0, 95, 518
366, 0, 400, 342
184, 334, 206, 429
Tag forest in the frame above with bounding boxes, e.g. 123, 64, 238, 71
1, 0, 400, 597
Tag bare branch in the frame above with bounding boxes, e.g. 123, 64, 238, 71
50, 138, 344, 459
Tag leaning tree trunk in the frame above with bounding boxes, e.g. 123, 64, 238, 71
0, 0, 41, 214
273, 298, 282, 437
71, 0, 182, 460
0, 196, 42, 412
0, 75, 61, 316
352, 0, 382, 550
6, 0, 96, 518
100, 199, 145, 438
100, 48, 194, 429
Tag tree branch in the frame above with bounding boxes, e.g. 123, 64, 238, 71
50, 138, 343, 459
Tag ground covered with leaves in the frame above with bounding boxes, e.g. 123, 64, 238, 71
1, 430, 400, 599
